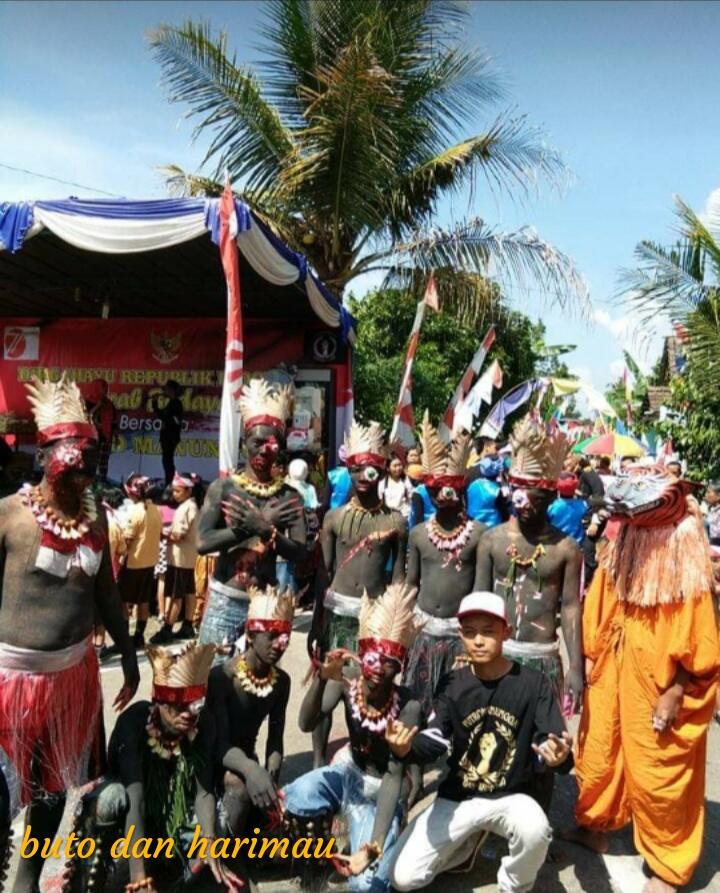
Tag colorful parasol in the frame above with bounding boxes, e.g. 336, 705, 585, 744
580, 432, 645, 458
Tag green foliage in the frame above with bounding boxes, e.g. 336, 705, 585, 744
150, 1, 587, 320
655, 374, 720, 481
349, 287, 543, 428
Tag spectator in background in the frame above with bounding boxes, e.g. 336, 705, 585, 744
548, 472, 587, 544
96, 487, 128, 658
666, 460, 682, 479
281, 457, 319, 595
581, 494, 610, 590
151, 472, 202, 643
119, 473, 163, 650
407, 446, 422, 466
466, 456, 505, 527
466, 437, 500, 482
704, 482, 720, 547
596, 455, 612, 477
619, 455, 635, 472
380, 453, 414, 519
327, 444, 352, 510
86, 378, 117, 481
152, 379, 183, 486
577, 456, 604, 500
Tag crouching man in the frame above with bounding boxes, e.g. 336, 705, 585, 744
388, 592, 572, 893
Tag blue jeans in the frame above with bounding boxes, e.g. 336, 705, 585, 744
283, 761, 402, 893
197, 585, 249, 657
275, 560, 297, 594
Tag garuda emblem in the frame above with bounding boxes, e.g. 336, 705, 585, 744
151, 331, 182, 365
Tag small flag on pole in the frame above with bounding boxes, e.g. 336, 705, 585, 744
438, 326, 496, 443
389, 274, 438, 447
218, 182, 244, 476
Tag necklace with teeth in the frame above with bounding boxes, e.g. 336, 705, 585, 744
427, 516, 475, 571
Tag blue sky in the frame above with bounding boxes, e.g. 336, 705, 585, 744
2, 0, 719, 390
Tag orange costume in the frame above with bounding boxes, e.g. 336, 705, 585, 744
575, 481, 719, 887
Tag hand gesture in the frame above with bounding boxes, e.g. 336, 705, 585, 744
652, 687, 682, 733
319, 648, 358, 682
331, 845, 375, 877
114, 651, 140, 712
205, 854, 245, 892
245, 765, 280, 810
263, 497, 303, 530
385, 717, 418, 758
532, 731, 572, 768
222, 494, 272, 538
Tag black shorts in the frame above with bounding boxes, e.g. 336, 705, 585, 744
164, 565, 196, 600
118, 566, 156, 605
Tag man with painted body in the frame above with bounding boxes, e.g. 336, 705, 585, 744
0, 375, 139, 893
309, 421, 407, 767
197, 378, 305, 654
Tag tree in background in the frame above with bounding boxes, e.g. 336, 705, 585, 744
350, 287, 552, 428
150, 0, 587, 323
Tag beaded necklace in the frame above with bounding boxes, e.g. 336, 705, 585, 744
145, 705, 197, 760
348, 679, 400, 735
427, 515, 475, 571
232, 472, 284, 499
234, 656, 278, 698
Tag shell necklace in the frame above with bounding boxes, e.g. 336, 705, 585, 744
233, 472, 284, 499
427, 515, 475, 571
145, 705, 197, 759
235, 656, 278, 698
349, 679, 400, 735
20, 483, 97, 540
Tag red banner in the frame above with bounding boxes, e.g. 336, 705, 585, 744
0, 317, 307, 480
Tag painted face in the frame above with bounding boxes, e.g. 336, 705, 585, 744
249, 630, 290, 666
361, 649, 401, 688
428, 483, 461, 509
157, 697, 205, 736
511, 486, 552, 523
42, 437, 98, 497
349, 463, 384, 495
246, 425, 284, 476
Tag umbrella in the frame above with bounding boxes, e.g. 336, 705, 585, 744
571, 435, 596, 455
581, 433, 645, 458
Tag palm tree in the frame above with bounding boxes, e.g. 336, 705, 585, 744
149, 0, 587, 321
620, 195, 720, 396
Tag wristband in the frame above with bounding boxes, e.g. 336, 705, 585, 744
126, 878, 154, 892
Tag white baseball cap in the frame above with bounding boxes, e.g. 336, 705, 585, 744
457, 592, 508, 625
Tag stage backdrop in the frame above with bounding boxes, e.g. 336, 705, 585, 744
0, 318, 347, 481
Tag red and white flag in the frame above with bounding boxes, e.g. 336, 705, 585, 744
218, 183, 244, 476
438, 326, 496, 443
389, 274, 438, 447
453, 359, 503, 435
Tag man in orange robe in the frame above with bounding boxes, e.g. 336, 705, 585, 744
571, 472, 719, 893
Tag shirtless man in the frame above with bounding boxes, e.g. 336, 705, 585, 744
309, 421, 407, 766
0, 375, 138, 893
208, 585, 292, 866
285, 585, 422, 893
405, 414, 486, 716
475, 415, 583, 729
197, 378, 305, 653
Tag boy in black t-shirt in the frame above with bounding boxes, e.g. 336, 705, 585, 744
388, 592, 572, 893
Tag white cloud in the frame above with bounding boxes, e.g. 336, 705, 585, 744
592, 308, 632, 339
698, 187, 720, 227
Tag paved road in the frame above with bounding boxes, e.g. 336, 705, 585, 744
12, 613, 720, 892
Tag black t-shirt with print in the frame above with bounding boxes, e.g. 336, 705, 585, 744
411, 662, 570, 801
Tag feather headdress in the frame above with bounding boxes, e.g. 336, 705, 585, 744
25, 373, 97, 445
246, 584, 294, 634
509, 414, 567, 490
358, 584, 420, 664
419, 411, 471, 485
146, 640, 215, 704
343, 419, 387, 467
239, 377, 294, 434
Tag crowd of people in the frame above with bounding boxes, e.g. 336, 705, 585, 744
0, 373, 718, 893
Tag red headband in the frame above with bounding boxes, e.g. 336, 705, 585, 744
152, 683, 207, 704
37, 423, 98, 445
246, 619, 292, 634
359, 637, 407, 664
509, 474, 558, 492
245, 415, 286, 434
424, 474, 467, 491
346, 452, 386, 468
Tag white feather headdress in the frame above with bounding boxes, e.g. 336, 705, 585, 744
358, 584, 421, 659
146, 640, 215, 698
509, 414, 568, 489
25, 372, 97, 444
239, 377, 294, 432
343, 419, 387, 465
247, 584, 294, 629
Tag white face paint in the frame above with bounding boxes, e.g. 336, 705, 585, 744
512, 488, 531, 510
439, 485, 458, 501
363, 466, 380, 483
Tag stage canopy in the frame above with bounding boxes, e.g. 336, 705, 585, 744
0, 197, 355, 339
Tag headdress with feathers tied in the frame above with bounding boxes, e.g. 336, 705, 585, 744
419, 411, 471, 490
239, 378, 294, 435
246, 584, 294, 635
344, 420, 387, 468
358, 584, 421, 665
146, 640, 215, 704
25, 372, 98, 445
509, 414, 568, 491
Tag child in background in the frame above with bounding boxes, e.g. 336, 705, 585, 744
150, 471, 202, 643
96, 487, 127, 658
119, 473, 163, 649
547, 472, 588, 544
